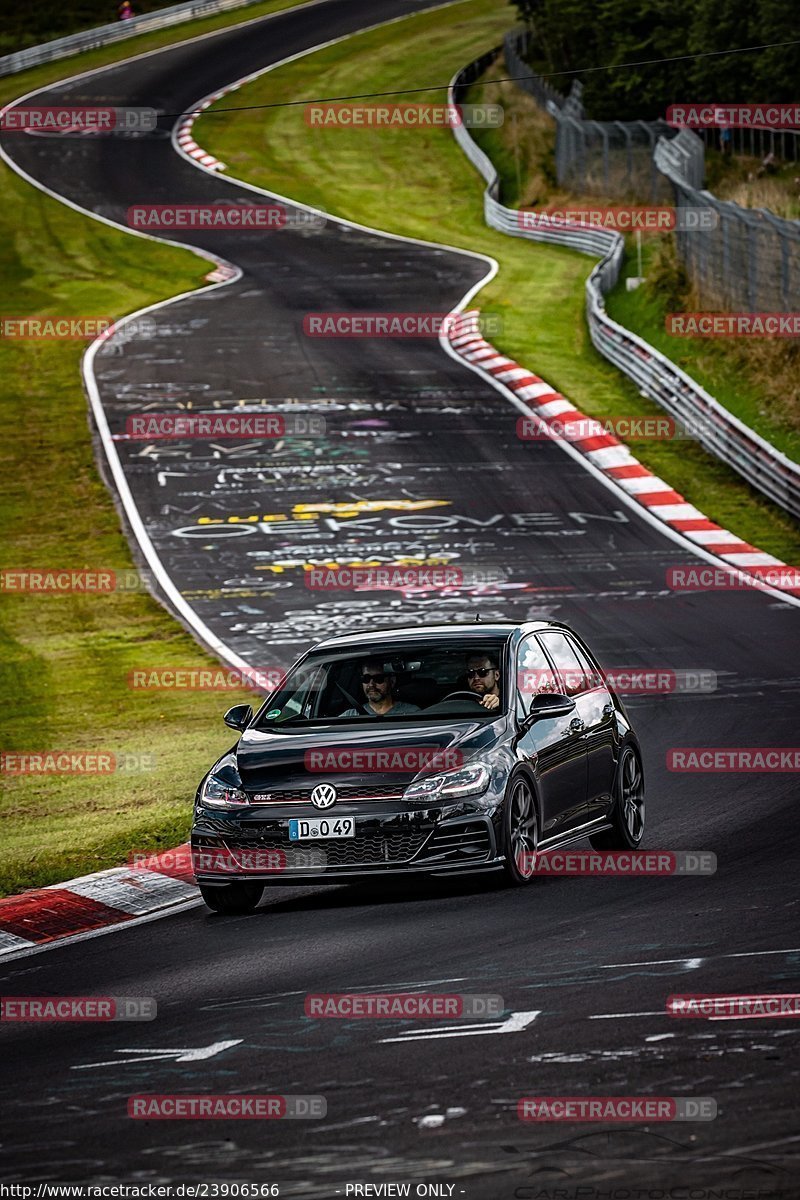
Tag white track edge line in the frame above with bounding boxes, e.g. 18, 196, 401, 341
174, 18, 799, 610
440, 334, 800, 610
2, 0, 797, 959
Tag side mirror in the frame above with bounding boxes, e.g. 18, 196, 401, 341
525, 692, 576, 722
223, 703, 253, 731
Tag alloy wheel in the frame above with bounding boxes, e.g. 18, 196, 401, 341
509, 778, 538, 879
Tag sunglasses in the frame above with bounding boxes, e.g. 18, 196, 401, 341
361, 673, 388, 684
466, 667, 496, 678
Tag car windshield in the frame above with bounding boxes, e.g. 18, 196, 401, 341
254, 639, 508, 727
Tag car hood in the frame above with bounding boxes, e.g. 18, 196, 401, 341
231, 718, 502, 793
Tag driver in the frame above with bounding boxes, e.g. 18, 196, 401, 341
465, 652, 501, 711
339, 660, 421, 718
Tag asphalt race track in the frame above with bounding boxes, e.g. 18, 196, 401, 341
1, 1, 799, 1194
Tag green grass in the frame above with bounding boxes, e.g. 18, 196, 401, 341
704, 147, 800, 221
196, 0, 800, 563
0, 161, 260, 897
466, 60, 800, 461
2, 0, 798, 895
0, 0, 301, 896
606, 240, 800, 464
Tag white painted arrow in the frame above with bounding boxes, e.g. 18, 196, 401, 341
72, 1039, 242, 1069
379, 1011, 541, 1043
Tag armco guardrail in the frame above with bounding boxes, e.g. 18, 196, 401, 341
448, 53, 800, 520
504, 28, 799, 316
0, 0, 265, 77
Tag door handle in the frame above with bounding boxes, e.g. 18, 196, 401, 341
569, 716, 585, 733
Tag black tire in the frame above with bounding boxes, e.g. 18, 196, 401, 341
502, 774, 540, 885
199, 882, 264, 914
590, 744, 645, 850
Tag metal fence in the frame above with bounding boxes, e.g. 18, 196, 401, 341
448, 54, 800, 520
655, 134, 800, 311
697, 124, 800, 164
504, 28, 800, 313
503, 31, 698, 200
0, 0, 266, 77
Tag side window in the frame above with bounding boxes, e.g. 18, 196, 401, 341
538, 632, 587, 697
569, 638, 605, 690
516, 636, 559, 713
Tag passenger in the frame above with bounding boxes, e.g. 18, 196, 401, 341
339, 660, 421, 717
465, 652, 501, 711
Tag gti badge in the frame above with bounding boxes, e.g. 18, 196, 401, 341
310, 783, 337, 810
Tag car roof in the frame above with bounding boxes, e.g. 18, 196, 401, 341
313, 621, 560, 651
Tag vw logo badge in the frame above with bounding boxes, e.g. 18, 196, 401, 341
310, 783, 337, 810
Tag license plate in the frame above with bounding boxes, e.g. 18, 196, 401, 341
288, 817, 355, 840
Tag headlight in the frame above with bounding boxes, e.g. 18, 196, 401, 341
200, 773, 249, 808
403, 761, 491, 802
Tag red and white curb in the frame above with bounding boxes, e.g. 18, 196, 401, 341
175, 84, 252, 285
0, 845, 198, 956
448, 311, 799, 595
174, 75, 250, 172
204, 262, 239, 283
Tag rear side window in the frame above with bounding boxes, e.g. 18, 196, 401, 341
569, 637, 605, 690
538, 632, 587, 696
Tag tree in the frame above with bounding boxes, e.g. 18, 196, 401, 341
512, 0, 800, 120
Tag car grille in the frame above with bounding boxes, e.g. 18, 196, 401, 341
232, 828, 430, 866
418, 822, 492, 862
248, 784, 406, 804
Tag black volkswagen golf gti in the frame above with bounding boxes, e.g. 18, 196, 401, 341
192, 621, 645, 912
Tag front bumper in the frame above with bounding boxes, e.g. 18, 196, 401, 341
191, 799, 504, 885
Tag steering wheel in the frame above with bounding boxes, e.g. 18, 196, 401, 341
439, 690, 485, 704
